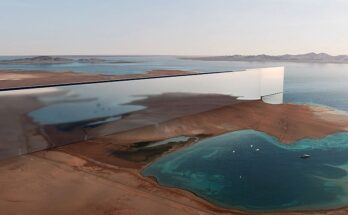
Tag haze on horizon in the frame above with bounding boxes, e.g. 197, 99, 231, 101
1, 0, 348, 56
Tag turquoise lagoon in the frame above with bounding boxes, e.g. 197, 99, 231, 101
142, 130, 348, 212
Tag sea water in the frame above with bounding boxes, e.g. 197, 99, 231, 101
142, 130, 348, 212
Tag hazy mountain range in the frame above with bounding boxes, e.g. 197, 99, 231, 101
182, 53, 348, 64
2, 53, 348, 65
0, 56, 136, 65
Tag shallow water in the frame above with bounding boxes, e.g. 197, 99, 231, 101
142, 130, 348, 212
27, 67, 283, 125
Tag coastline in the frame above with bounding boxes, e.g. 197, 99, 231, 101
3, 141, 348, 215
1, 70, 348, 214
55, 95, 348, 214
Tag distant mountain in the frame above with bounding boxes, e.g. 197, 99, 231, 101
182, 53, 348, 64
0, 56, 138, 65
0, 56, 75, 64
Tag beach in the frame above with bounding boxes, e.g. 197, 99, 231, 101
1, 70, 348, 214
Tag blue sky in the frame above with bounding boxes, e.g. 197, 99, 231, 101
1, 0, 348, 55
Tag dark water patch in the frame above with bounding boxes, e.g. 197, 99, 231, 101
145, 136, 191, 148
111, 144, 174, 163
142, 130, 348, 212
52, 114, 122, 131
131, 141, 154, 148
111, 136, 195, 163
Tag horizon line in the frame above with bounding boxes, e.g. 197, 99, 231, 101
0, 52, 346, 57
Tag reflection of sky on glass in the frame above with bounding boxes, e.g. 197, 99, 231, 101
26, 67, 284, 125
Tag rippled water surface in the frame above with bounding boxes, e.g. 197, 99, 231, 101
142, 130, 348, 212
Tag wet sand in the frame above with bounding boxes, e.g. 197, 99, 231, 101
2, 70, 348, 214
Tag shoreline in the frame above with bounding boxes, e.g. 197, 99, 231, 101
1, 69, 348, 214
138, 131, 348, 215
58, 142, 348, 215
56, 98, 348, 214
